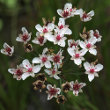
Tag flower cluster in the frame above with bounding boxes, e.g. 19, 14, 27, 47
0, 3, 103, 103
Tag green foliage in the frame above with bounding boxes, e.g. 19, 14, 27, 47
0, 0, 110, 110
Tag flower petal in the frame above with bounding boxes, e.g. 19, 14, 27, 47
35, 24, 43, 32
54, 75, 60, 80
22, 59, 31, 69
74, 58, 82, 65
95, 64, 103, 72
88, 74, 94, 82
22, 72, 30, 80
33, 65, 41, 73
45, 61, 51, 68
84, 62, 91, 71
32, 57, 41, 64
89, 48, 97, 55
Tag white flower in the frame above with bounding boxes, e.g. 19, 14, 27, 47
8, 64, 24, 80
16, 27, 31, 44
47, 84, 61, 100
84, 62, 103, 82
68, 39, 80, 48
35, 23, 54, 39
32, 48, 52, 68
51, 50, 64, 68
78, 9, 94, 22
32, 32, 47, 46
22, 59, 41, 80
57, 3, 80, 19
89, 30, 102, 42
68, 47, 86, 65
55, 18, 72, 35
45, 65, 61, 80
79, 37, 97, 55
1, 43, 14, 56
46, 30, 67, 47
70, 80, 86, 96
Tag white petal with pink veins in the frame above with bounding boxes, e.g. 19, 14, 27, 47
33, 65, 41, 73
67, 47, 75, 56
32, 57, 41, 64
88, 10, 94, 16
44, 33, 54, 42
84, 62, 91, 71
79, 41, 86, 49
88, 37, 97, 45
35, 24, 43, 32
47, 84, 52, 90
16, 37, 23, 42
65, 28, 72, 35
58, 37, 66, 47
47, 23, 54, 31
57, 9, 63, 16
22, 27, 28, 33
22, 59, 31, 69
95, 64, 103, 72
74, 58, 82, 65
58, 18, 65, 26
89, 48, 97, 55
45, 61, 51, 68
64, 3, 72, 10
8, 68, 15, 74
88, 74, 94, 82
22, 72, 30, 80
54, 75, 60, 80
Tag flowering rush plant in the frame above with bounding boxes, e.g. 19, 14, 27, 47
1, 3, 103, 104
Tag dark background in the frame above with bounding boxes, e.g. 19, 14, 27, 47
0, 0, 110, 110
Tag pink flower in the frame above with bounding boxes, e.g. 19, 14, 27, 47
16, 27, 31, 44
8, 64, 24, 80
57, 3, 79, 19
45, 65, 61, 80
1, 43, 14, 56
22, 59, 41, 80
47, 84, 61, 100
79, 37, 97, 55
84, 62, 103, 82
70, 80, 86, 96
32, 32, 47, 46
89, 30, 102, 42
78, 9, 94, 22
68, 47, 86, 65
32, 48, 52, 68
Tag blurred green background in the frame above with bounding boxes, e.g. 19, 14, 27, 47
0, 0, 110, 110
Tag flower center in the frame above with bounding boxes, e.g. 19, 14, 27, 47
56, 35, 61, 41
70, 43, 77, 48
90, 69, 95, 74
62, 11, 69, 17
6, 47, 11, 54
49, 88, 58, 96
75, 54, 80, 58
16, 69, 23, 76
42, 57, 47, 63
73, 84, 80, 91
53, 55, 60, 63
52, 69, 56, 75
43, 28, 48, 33
82, 13, 88, 19
94, 32, 99, 38
38, 36, 44, 44
28, 68, 33, 72
86, 43, 91, 49
70, 8, 73, 12
22, 34, 28, 41
59, 25, 64, 29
